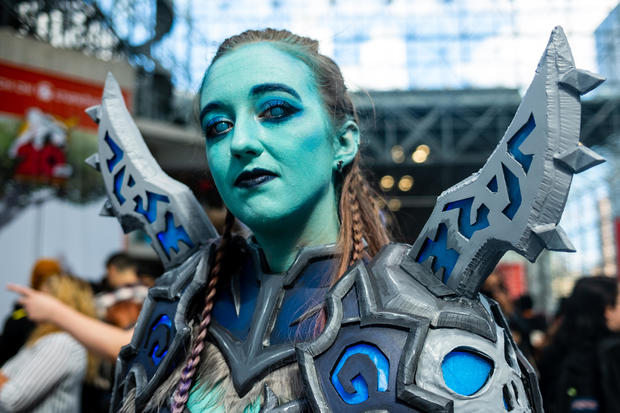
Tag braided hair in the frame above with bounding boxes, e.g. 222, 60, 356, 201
172, 211, 236, 412
172, 28, 391, 411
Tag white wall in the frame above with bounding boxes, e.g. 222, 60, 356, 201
0, 197, 124, 319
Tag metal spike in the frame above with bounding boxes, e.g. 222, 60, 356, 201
231, 273, 241, 318
554, 145, 605, 173
558, 68, 605, 95
532, 224, 575, 252
259, 384, 279, 412
84, 153, 101, 171
99, 199, 114, 217
85, 105, 101, 123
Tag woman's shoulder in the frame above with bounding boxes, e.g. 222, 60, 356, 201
36, 331, 86, 353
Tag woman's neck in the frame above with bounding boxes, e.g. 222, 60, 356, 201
251, 188, 340, 273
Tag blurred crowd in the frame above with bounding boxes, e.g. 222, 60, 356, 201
0, 254, 160, 413
482, 271, 620, 413
0, 257, 618, 412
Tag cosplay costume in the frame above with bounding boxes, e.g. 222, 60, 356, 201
87, 27, 604, 412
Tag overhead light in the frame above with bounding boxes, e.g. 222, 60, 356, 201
416, 144, 430, 155
412, 149, 428, 163
391, 145, 405, 163
398, 175, 414, 191
388, 198, 401, 211
380, 175, 395, 191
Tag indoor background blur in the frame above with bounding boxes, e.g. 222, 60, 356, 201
0, 0, 618, 320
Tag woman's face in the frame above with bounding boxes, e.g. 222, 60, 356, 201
200, 43, 338, 232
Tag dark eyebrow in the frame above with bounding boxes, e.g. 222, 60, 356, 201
249, 83, 301, 100
199, 101, 224, 124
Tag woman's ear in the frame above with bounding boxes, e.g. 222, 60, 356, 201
333, 120, 360, 171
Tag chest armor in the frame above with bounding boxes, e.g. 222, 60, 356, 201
110, 240, 339, 412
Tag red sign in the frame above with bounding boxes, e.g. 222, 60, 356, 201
496, 262, 527, 300
0, 60, 132, 129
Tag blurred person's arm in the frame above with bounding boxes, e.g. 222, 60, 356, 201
6, 284, 133, 360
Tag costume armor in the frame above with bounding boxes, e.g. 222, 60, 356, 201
87, 27, 604, 412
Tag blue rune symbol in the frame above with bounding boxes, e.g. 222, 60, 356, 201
147, 314, 172, 366
487, 176, 498, 192
501, 163, 521, 220
157, 211, 194, 259
331, 343, 390, 405
416, 223, 460, 282
507, 114, 535, 174
113, 166, 126, 205
104, 132, 123, 173
443, 197, 490, 239
134, 191, 170, 223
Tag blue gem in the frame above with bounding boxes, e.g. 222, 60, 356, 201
442, 348, 493, 396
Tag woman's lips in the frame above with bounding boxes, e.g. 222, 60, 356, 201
234, 168, 277, 188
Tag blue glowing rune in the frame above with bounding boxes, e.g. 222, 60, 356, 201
134, 191, 170, 223
501, 163, 521, 220
113, 166, 126, 205
104, 132, 123, 173
157, 212, 194, 259
416, 223, 460, 282
487, 176, 498, 193
444, 197, 490, 239
331, 343, 389, 405
442, 348, 493, 396
150, 314, 172, 366
507, 114, 535, 174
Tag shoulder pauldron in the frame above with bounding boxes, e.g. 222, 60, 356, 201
297, 244, 543, 413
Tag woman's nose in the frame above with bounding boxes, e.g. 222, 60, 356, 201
230, 118, 264, 160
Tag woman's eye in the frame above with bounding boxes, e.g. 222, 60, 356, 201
259, 100, 299, 121
205, 119, 233, 138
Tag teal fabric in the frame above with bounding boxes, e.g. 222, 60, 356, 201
187, 381, 225, 413
187, 380, 262, 413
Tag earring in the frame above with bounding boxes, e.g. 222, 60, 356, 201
337, 160, 344, 172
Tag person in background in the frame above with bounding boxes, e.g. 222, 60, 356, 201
0, 258, 61, 366
481, 269, 533, 362
538, 276, 617, 413
599, 278, 620, 412
93, 252, 139, 293
0, 273, 96, 413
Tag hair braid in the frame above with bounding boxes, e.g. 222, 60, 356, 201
172, 211, 236, 412
349, 166, 365, 263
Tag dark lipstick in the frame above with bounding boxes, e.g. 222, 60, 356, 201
234, 168, 277, 188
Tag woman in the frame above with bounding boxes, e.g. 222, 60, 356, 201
158, 29, 391, 412
11, 26, 594, 412
0, 274, 96, 412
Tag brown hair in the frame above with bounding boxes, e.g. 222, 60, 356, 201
30, 258, 62, 291
173, 28, 390, 411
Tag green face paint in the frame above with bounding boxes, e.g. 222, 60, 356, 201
200, 43, 342, 271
